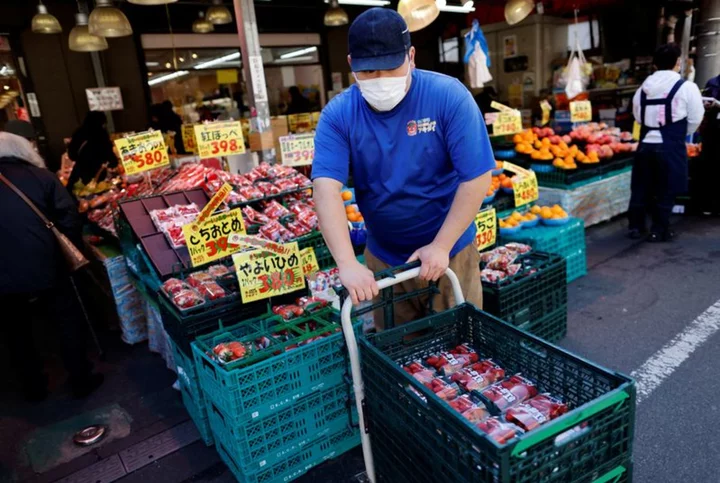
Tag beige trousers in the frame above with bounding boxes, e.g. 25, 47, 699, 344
364, 243, 483, 330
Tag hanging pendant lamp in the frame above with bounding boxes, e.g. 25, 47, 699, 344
127, 0, 177, 4
505, 0, 534, 25
69, 13, 109, 52
397, 0, 439, 32
324, 0, 349, 27
192, 11, 214, 33
31, 3, 62, 34
89, 0, 133, 37
207, 0, 233, 25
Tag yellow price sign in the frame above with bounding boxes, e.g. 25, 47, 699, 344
279, 133, 315, 166
540, 100, 552, 126
475, 208, 497, 252
181, 124, 196, 153
183, 208, 246, 267
194, 120, 246, 160
513, 172, 539, 208
311, 111, 321, 128
287, 114, 298, 133
493, 111, 523, 136
232, 241, 305, 303
194, 183, 233, 228
632, 121, 641, 141
570, 100, 592, 123
300, 247, 320, 276
114, 130, 170, 176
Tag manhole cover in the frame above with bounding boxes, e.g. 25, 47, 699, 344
73, 425, 107, 446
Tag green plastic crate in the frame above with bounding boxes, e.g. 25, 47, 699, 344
360, 304, 635, 483
192, 309, 359, 425
159, 290, 271, 358
180, 383, 214, 446
296, 230, 327, 251
566, 246, 588, 283
482, 252, 567, 342
528, 156, 634, 190
207, 383, 354, 472
216, 426, 359, 483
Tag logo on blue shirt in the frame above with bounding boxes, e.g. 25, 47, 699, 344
406, 118, 437, 137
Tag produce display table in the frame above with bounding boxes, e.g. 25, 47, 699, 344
537, 167, 632, 228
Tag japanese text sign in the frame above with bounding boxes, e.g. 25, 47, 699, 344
493, 111, 523, 136
232, 241, 305, 303
279, 133, 315, 166
181, 124, 196, 153
194, 183, 233, 227
183, 209, 246, 267
86, 87, 123, 111
194, 120, 246, 159
474, 208, 497, 252
504, 161, 539, 207
570, 100, 592, 123
300, 247, 320, 276
114, 130, 170, 176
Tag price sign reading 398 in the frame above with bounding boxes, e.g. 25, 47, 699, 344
194, 120, 246, 160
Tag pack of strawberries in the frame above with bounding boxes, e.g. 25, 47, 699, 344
402, 344, 568, 444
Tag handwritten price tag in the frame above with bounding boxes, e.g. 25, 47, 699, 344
183, 209, 246, 267
513, 172, 539, 208
300, 247, 320, 276
181, 124, 196, 153
279, 133, 315, 166
570, 100, 592, 123
194, 120, 246, 160
194, 183, 233, 228
493, 111, 523, 136
475, 208, 497, 252
232, 242, 305, 303
114, 130, 170, 176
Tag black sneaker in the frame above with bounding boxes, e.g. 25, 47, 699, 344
71, 374, 105, 399
628, 229, 646, 240
647, 231, 675, 243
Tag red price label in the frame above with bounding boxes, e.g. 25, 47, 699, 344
513, 174, 539, 208
114, 130, 170, 176
279, 134, 315, 166
475, 208, 497, 251
233, 241, 305, 302
210, 138, 240, 155
258, 269, 297, 294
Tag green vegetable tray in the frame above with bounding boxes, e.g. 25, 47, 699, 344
207, 383, 355, 473
180, 383, 214, 447
192, 308, 360, 425
170, 340, 214, 446
482, 252, 567, 342
359, 304, 635, 483
216, 425, 359, 483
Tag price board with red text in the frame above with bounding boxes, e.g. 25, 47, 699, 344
492, 111, 523, 136
232, 241, 305, 303
300, 247, 320, 276
570, 100, 592, 123
183, 208, 246, 267
194, 120, 246, 159
512, 172, 539, 207
279, 133, 315, 167
181, 124, 196, 153
474, 208, 497, 252
114, 130, 170, 175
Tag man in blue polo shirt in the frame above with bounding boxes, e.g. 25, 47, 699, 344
312, 8, 493, 327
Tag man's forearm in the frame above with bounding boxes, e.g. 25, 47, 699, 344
433, 172, 491, 251
313, 178, 357, 268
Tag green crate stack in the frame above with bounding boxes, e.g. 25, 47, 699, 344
192, 308, 361, 482
360, 304, 636, 483
499, 217, 586, 283
170, 340, 214, 446
482, 252, 567, 342
216, 426, 359, 483
206, 384, 355, 473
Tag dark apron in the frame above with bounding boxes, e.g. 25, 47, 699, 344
638, 79, 689, 194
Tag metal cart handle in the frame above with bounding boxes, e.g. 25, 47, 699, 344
340, 267, 465, 483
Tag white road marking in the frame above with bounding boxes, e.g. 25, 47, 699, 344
631, 298, 720, 404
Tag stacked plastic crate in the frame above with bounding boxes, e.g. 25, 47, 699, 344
192, 308, 360, 482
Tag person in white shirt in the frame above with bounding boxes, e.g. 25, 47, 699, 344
629, 43, 704, 242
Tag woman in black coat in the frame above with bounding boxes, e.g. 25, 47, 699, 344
0, 132, 102, 400
67, 111, 117, 191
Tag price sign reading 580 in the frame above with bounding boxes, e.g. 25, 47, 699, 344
114, 130, 170, 176
194, 120, 246, 160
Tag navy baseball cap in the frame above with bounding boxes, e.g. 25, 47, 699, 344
349, 8, 411, 72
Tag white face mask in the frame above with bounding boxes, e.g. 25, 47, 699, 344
354, 67, 411, 112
